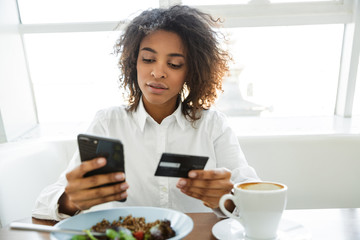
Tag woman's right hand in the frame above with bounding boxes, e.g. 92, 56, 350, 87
58, 157, 128, 215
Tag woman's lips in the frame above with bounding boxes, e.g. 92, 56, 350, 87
146, 82, 168, 94
147, 82, 168, 89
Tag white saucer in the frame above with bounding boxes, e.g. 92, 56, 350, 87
212, 218, 312, 240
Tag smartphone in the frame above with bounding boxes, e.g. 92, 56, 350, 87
77, 133, 126, 202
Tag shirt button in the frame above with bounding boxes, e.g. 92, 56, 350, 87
161, 186, 168, 193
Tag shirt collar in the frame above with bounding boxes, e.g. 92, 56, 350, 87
135, 98, 187, 132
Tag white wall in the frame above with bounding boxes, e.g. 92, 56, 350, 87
0, 0, 37, 142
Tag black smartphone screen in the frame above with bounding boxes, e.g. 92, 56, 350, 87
77, 134, 126, 202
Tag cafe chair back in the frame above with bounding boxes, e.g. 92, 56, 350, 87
0, 139, 76, 227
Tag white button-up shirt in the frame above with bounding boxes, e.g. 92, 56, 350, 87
32, 100, 259, 221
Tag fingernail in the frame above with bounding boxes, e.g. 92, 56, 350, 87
115, 173, 124, 180
121, 192, 127, 199
178, 179, 186, 187
189, 172, 197, 178
120, 183, 129, 190
97, 158, 106, 165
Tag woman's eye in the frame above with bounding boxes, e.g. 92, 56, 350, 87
168, 63, 183, 69
142, 58, 155, 63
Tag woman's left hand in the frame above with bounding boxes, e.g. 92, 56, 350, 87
176, 168, 233, 209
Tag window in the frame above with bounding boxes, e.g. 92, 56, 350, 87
24, 31, 122, 122
16, 0, 359, 127
216, 24, 343, 117
17, 0, 159, 23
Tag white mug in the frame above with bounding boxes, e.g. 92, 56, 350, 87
219, 181, 287, 240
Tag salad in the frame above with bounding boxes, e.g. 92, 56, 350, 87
71, 215, 176, 240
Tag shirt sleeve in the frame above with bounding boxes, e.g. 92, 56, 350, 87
32, 110, 108, 220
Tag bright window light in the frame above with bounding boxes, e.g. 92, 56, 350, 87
17, 0, 158, 24
216, 24, 344, 117
23, 24, 343, 123
24, 31, 124, 123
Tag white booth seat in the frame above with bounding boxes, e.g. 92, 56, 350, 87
0, 139, 76, 228
0, 135, 359, 227
239, 135, 360, 210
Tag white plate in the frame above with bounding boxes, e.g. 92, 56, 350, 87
212, 218, 312, 240
50, 206, 193, 240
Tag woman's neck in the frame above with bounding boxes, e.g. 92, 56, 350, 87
142, 97, 179, 124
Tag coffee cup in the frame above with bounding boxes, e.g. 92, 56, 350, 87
219, 181, 287, 240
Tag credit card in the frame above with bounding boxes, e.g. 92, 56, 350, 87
154, 153, 209, 178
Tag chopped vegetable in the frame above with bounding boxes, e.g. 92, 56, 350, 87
132, 231, 144, 240
71, 235, 88, 240
105, 229, 119, 239
118, 229, 136, 240
71, 215, 175, 240
84, 229, 98, 240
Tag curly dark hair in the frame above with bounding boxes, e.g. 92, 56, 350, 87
114, 5, 231, 122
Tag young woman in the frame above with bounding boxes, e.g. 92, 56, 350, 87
33, 5, 258, 221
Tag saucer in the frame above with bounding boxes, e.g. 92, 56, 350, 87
212, 218, 312, 240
